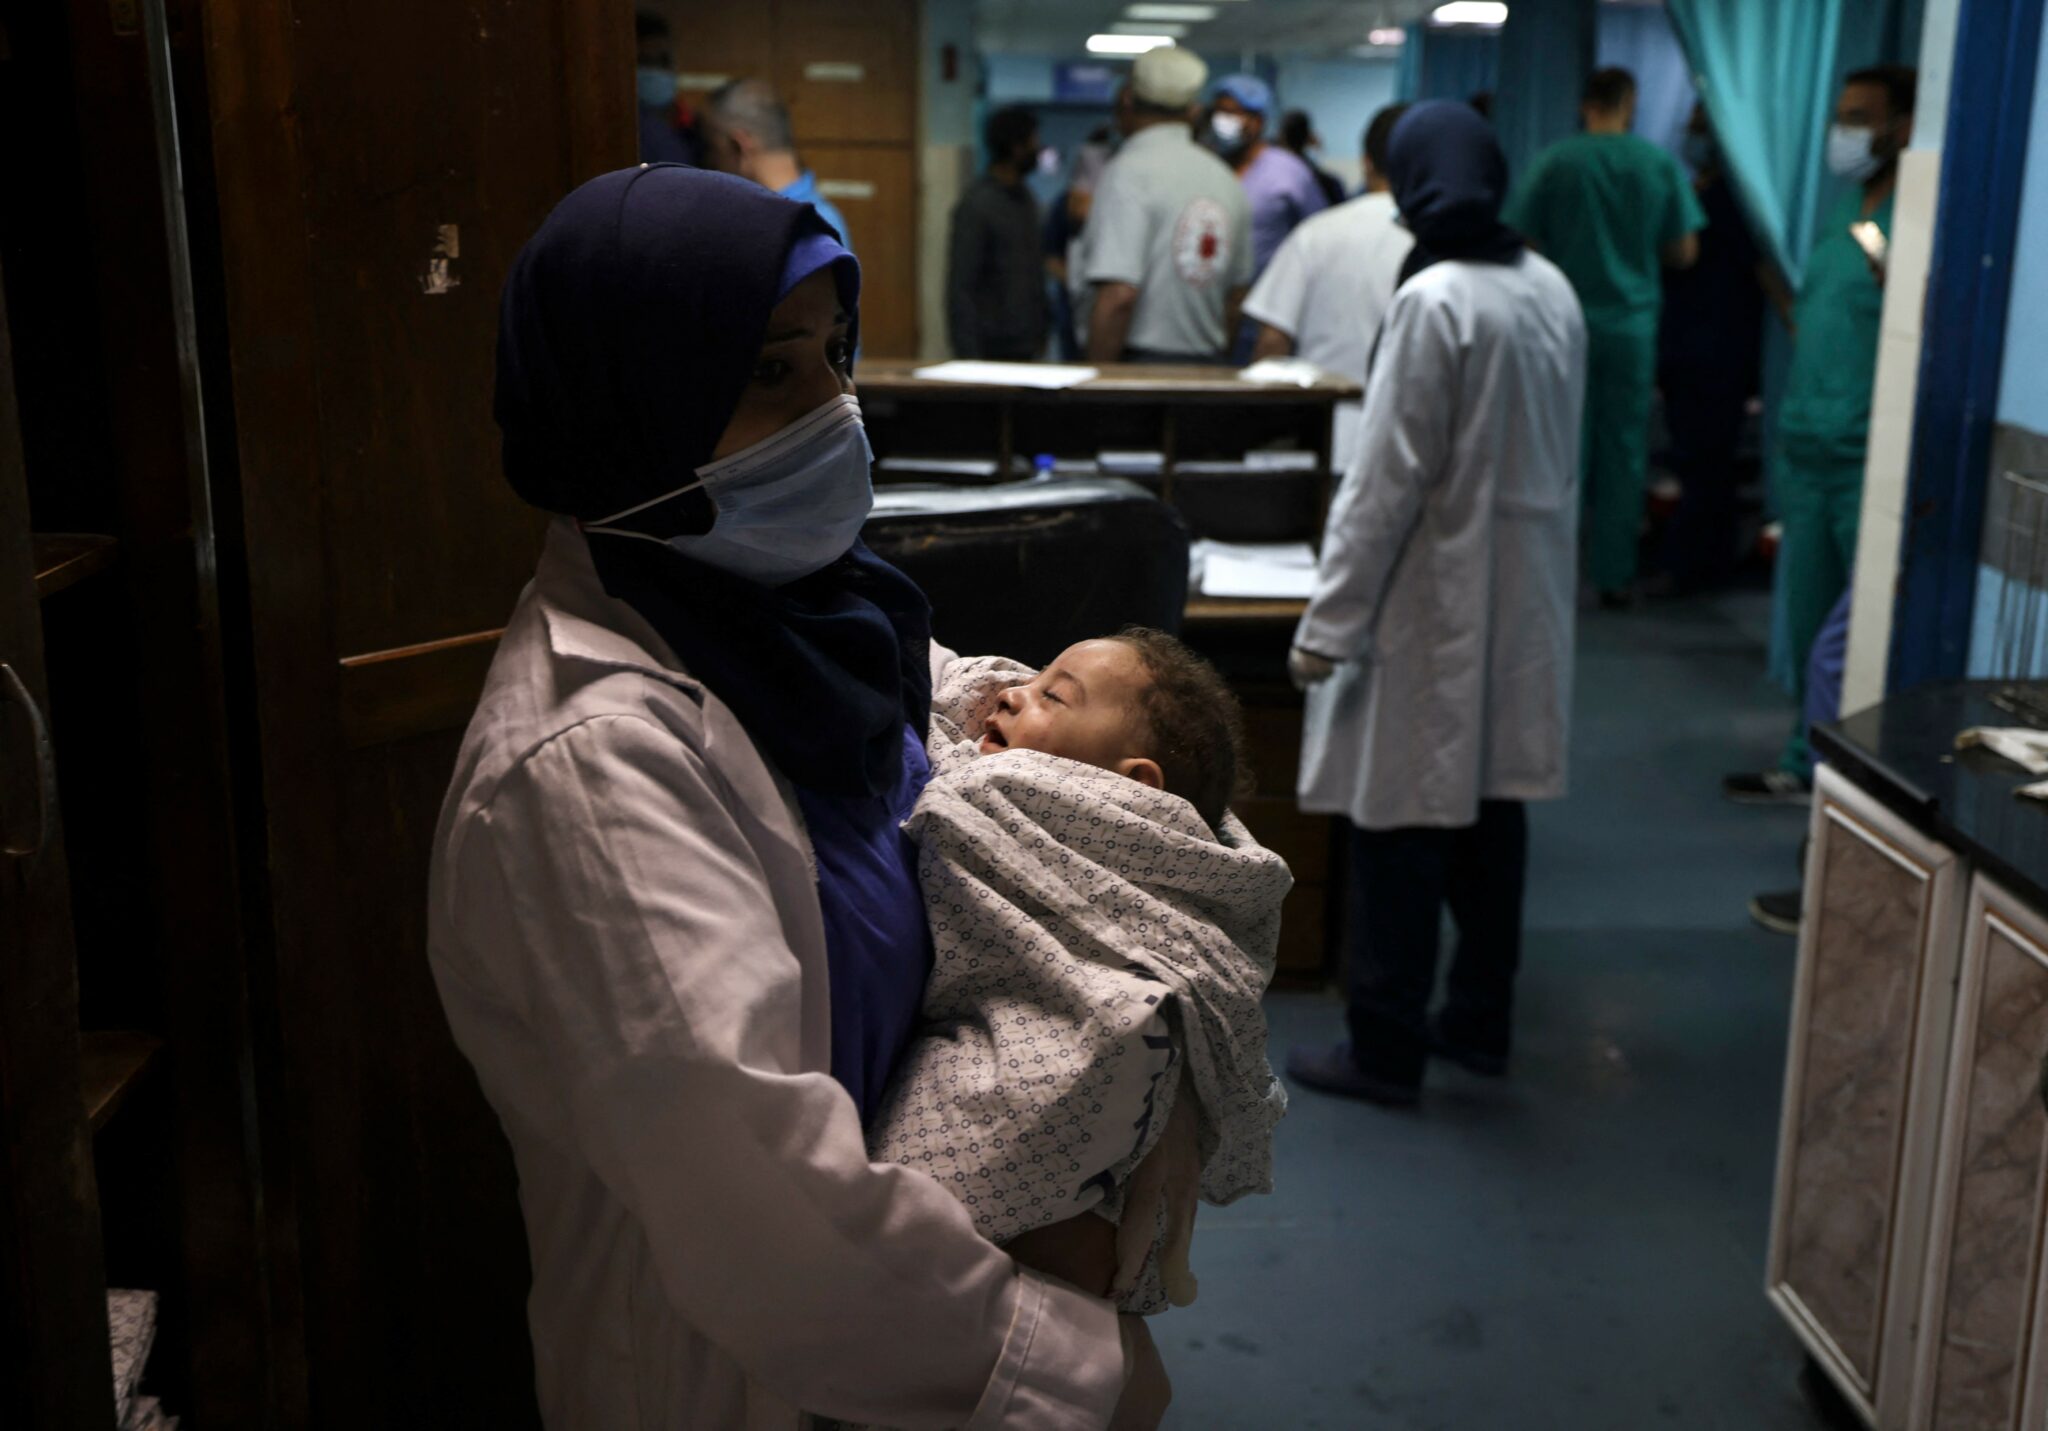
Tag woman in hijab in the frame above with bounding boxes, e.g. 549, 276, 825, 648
429, 165, 1167, 1429
1282, 102, 1590, 1108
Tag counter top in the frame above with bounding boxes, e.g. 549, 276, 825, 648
857, 360, 1362, 402
1815, 680, 2048, 909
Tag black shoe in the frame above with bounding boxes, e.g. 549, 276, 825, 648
1285, 1041, 1421, 1107
1722, 770, 1811, 806
1428, 1024, 1509, 1078
1749, 888, 1802, 935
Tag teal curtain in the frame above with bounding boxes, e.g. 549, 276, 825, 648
1663, 0, 1921, 285
1664, 0, 1924, 689
1400, 26, 1502, 105
1493, 0, 1597, 184
1396, 23, 1425, 101
1662, 1, 1851, 286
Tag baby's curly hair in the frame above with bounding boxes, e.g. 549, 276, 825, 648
1109, 626, 1253, 830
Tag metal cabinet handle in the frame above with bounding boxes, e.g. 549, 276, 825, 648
0, 662, 55, 861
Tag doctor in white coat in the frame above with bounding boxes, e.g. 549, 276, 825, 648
1284, 101, 1588, 1108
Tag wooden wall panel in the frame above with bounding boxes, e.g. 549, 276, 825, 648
811, 144, 919, 359
775, 0, 916, 145
192, 0, 635, 1424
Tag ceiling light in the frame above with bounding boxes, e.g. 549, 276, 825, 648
1432, 2, 1508, 24
1113, 19, 1187, 34
1125, 3, 1217, 19
1086, 32, 1178, 53
1367, 26, 1407, 44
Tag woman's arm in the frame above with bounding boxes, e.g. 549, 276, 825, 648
449, 713, 1128, 1429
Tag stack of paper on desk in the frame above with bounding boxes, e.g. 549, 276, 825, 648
1191, 540, 1319, 599
910, 360, 1099, 390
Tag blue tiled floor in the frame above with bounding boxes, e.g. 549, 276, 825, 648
1159, 593, 1830, 1430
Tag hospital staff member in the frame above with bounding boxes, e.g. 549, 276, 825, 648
1085, 46, 1253, 365
1723, 66, 1915, 804
705, 78, 856, 249
1285, 103, 1587, 1108
430, 166, 1168, 1429
1506, 67, 1703, 606
1244, 102, 1413, 474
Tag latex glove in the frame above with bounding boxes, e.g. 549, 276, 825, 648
1114, 1073, 1202, 1307
1108, 1314, 1172, 1431
1288, 645, 1338, 692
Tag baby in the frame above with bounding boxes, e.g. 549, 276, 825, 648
972, 630, 1245, 834
867, 627, 1291, 1316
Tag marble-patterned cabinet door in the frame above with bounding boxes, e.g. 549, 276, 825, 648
1914, 874, 2048, 1431
1768, 765, 1963, 1428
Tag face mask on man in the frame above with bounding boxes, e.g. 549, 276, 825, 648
637, 66, 676, 109
1826, 123, 1886, 182
1209, 111, 1250, 155
586, 395, 875, 587
1681, 131, 1715, 173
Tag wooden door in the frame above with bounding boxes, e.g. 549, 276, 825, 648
668, 0, 923, 357
182, 2, 634, 1425
1912, 873, 2048, 1430
774, 0, 916, 145
1767, 765, 1963, 1426
812, 145, 919, 359
0, 261, 112, 1430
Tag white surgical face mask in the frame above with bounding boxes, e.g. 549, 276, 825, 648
1210, 112, 1249, 150
586, 395, 874, 587
637, 66, 676, 108
1826, 123, 1883, 181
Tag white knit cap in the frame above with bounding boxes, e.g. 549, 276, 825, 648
1131, 46, 1207, 109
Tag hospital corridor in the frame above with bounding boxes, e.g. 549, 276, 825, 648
5, 0, 2048, 1428
1166, 590, 1822, 1429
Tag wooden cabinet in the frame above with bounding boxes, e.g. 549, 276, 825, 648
1910, 873, 2048, 1429
1768, 764, 1964, 1427
0, 264, 115, 1431
810, 145, 920, 359
2, 0, 634, 1424
667, 0, 923, 357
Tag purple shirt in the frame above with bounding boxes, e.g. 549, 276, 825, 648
797, 725, 936, 1124
1240, 145, 1330, 275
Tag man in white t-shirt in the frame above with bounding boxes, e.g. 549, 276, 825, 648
1084, 46, 1255, 364
1244, 103, 1413, 471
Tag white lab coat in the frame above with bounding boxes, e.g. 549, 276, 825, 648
427, 521, 1124, 1430
1295, 253, 1587, 831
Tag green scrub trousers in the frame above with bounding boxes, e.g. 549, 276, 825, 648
1773, 193, 1891, 778
1581, 323, 1659, 595
1774, 442, 1864, 776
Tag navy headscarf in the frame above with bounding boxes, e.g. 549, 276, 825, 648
1386, 101, 1525, 286
495, 165, 931, 800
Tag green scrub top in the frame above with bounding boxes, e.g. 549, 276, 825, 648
1778, 192, 1894, 464
1504, 132, 1706, 337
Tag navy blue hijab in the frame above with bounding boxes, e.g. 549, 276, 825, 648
495, 165, 931, 799
1386, 101, 1525, 286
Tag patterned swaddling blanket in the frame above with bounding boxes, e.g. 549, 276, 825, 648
867, 657, 1292, 1313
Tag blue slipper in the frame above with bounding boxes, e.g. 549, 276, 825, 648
1285, 1041, 1421, 1107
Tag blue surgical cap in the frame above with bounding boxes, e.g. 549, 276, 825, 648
1215, 74, 1273, 116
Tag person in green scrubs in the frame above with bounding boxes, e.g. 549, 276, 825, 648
1506, 67, 1704, 605
1724, 65, 1917, 806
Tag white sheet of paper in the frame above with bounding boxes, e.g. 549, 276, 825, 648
1237, 357, 1331, 388
1194, 540, 1319, 599
911, 360, 1100, 390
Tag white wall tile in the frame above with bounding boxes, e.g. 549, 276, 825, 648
1882, 150, 1941, 343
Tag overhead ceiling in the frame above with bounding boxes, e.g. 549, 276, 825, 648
975, 0, 1659, 61
975, 0, 1444, 59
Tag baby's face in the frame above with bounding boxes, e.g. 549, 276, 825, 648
979, 640, 1155, 775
